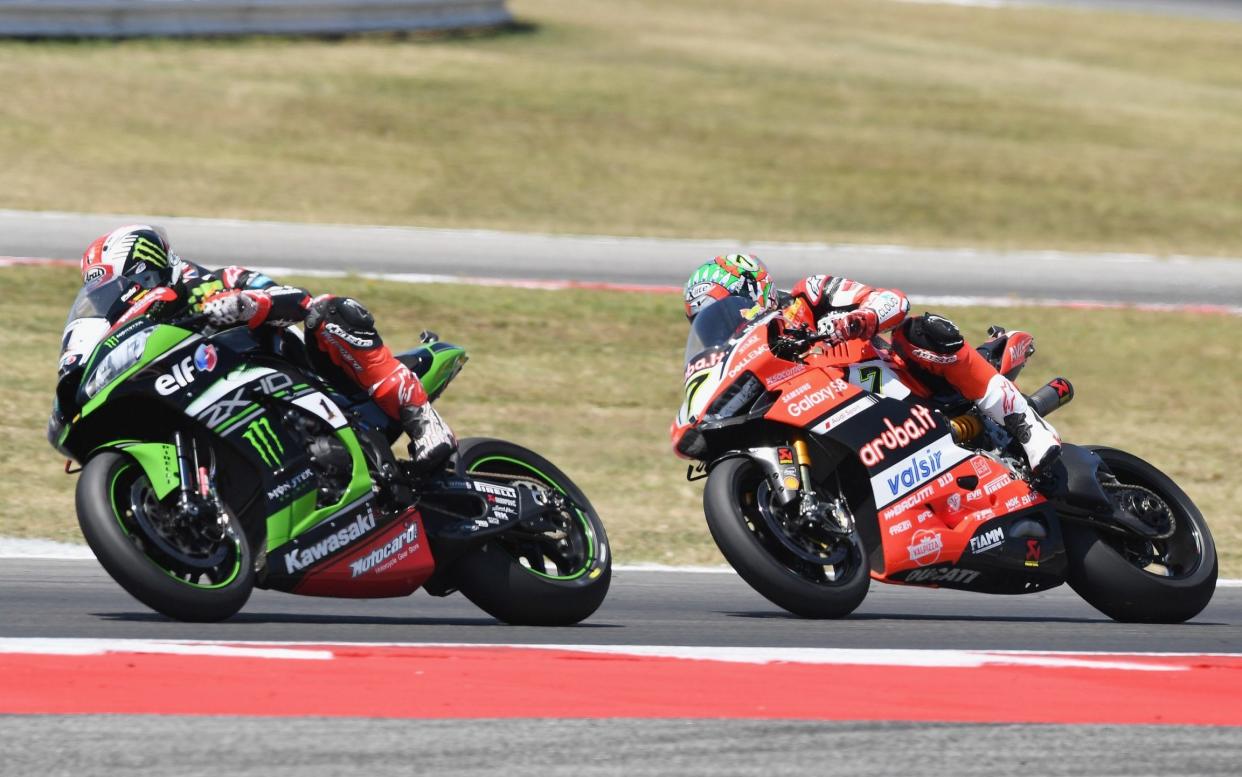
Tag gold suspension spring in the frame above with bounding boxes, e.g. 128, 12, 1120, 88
949, 414, 984, 443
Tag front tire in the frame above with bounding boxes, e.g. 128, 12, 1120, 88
704, 457, 869, 618
1063, 447, 1217, 623
76, 451, 254, 622
452, 438, 611, 626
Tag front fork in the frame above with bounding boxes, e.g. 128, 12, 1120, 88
748, 437, 853, 535
172, 431, 229, 541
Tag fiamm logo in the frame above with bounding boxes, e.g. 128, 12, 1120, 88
243, 417, 284, 467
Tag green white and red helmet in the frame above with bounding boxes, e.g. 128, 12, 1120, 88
683, 254, 775, 320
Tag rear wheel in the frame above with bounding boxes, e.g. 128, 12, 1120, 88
76, 451, 254, 622
451, 438, 611, 625
1063, 447, 1216, 623
704, 457, 869, 618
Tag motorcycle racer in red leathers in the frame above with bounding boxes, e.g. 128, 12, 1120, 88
682, 254, 1061, 476
55, 224, 455, 472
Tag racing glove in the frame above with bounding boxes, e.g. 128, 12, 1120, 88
817, 309, 879, 344
202, 290, 270, 328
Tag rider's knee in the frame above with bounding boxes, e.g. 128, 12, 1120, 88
306, 296, 381, 350
901, 313, 965, 356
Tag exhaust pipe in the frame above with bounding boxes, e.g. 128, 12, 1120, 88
1028, 377, 1074, 417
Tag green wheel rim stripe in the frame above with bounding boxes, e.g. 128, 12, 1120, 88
470, 454, 596, 581
107, 458, 242, 590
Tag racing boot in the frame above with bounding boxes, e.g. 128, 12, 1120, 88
400, 401, 457, 475
976, 373, 1061, 479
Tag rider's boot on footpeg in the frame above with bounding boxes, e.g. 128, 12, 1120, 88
401, 403, 457, 475
975, 374, 1062, 485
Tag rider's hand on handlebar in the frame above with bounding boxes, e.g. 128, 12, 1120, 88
770, 326, 814, 360
817, 309, 879, 345
202, 290, 264, 327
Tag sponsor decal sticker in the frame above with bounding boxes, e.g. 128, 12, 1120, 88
283, 509, 377, 574
786, 379, 851, 418
911, 347, 958, 365
859, 405, 938, 467
969, 526, 1005, 554
971, 458, 992, 479
193, 343, 218, 373
727, 344, 768, 379
155, 355, 206, 396
267, 468, 314, 502
809, 395, 876, 433
947, 493, 962, 512
684, 350, 725, 380
243, 417, 284, 467
350, 522, 420, 578
880, 485, 935, 521
764, 364, 808, 387
1025, 540, 1042, 567
983, 475, 1012, 495
905, 566, 981, 584
888, 519, 912, 536
907, 529, 943, 566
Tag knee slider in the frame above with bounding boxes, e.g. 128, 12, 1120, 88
906, 313, 964, 355
335, 298, 376, 329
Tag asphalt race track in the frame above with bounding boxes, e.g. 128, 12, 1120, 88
4, 209, 1242, 309
2, 561, 1240, 774
2, 561, 1240, 653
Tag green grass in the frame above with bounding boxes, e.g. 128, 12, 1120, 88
1, 0, 1242, 253
3, 265, 1239, 576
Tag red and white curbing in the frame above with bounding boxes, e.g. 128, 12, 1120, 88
2, 638, 1240, 723
4, 256, 1240, 316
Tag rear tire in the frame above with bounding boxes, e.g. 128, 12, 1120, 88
1063, 447, 1216, 623
705, 457, 869, 618
76, 451, 254, 622
452, 438, 611, 626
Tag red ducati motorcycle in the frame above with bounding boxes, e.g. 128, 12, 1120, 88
672, 296, 1216, 622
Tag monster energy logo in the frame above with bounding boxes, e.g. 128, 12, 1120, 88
242, 417, 284, 466
131, 236, 168, 268
104, 336, 119, 349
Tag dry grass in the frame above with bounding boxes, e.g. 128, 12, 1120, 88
2, 265, 1239, 576
0, 0, 1241, 253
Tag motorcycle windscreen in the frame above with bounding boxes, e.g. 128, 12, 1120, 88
683, 295, 764, 362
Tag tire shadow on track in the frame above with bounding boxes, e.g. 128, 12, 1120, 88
91, 612, 623, 628
720, 610, 1234, 627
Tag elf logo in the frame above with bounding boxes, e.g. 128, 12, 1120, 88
155, 356, 204, 396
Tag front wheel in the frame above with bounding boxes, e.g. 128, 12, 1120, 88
1063, 446, 1217, 623
451, 438, 611, 625
704, 457, 869, 618
76, 451, 254, 622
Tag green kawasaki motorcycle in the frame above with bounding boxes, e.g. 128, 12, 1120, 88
51, 278, 611, 623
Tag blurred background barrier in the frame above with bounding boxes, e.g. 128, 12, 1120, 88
0, 0, 512, 37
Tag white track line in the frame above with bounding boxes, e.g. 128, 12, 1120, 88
1, 638, 1227, 670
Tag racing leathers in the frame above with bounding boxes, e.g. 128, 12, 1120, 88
780, 274, 1061, 475
55, 259, 455, 472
